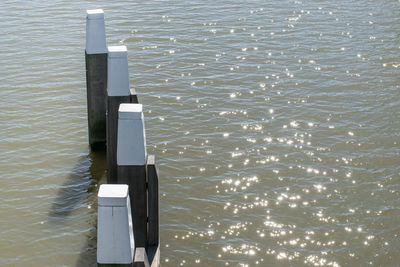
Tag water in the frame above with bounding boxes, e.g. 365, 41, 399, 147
1, 0, 399, 266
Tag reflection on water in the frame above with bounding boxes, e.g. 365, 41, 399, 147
0, 0, 399, 266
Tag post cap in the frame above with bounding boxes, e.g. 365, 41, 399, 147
107, 45, 130, 96
98, 184, 129, 207
119, 104, 143, 120
87, 9, 104, 19
86, 9, 107, 54
108, 46, 128, 58
117, 104, 147, 166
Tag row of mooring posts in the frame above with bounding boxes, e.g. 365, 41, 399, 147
85, 9, 160, 267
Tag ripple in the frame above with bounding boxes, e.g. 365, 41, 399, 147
1, 0, 400, 266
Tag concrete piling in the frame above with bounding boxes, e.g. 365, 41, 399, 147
117, 103, 147, 248
106, 46, 138, 183
85, 9, 108, 149
97, 184, 135, 266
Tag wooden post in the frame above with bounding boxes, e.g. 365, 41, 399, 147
86, 9, 107, 149
97, 184, 135, 266
106, 46, 138, 183
146, 155, 160, 267
117, 104, 148, 249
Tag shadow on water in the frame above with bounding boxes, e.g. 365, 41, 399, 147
48, 147, 106, 220
75, 147, 107, 266
47, 146, 106, 266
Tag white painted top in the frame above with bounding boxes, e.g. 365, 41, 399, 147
119, 103, 143, 120
86, 9, 107, 54
107, 45, 130, 96
87, 9, 104, 19
98, 184, 129, 207
108, 45, 127, 55
117, 103, 147, 166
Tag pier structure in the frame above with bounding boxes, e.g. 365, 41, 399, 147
86, 9, 160, 267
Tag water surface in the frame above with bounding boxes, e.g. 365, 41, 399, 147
0, 0, 399, 266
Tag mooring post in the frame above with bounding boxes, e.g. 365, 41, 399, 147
107, 46, 138, 183
97, 184, 135, 266
85, 9, 108, 149
117, 103, 148, 249
146, 155, 160, 267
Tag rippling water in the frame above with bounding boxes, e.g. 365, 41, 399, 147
1, 0, 399, 266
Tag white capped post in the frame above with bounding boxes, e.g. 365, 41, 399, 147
106, 45, 135, 183
86, 9, 107, 54
117, 103, 148, 248
107, 46, 130, 97
97, 184, 135, 264
117, 103, 147, 166
85, 9, 108, 148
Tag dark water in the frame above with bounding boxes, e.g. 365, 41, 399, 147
1, 0, 399, 266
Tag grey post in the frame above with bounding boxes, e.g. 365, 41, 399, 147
85, 9, 108, 149
107, 46, 138, 183
117, 104, 148, 249
97, 184, 135, 266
